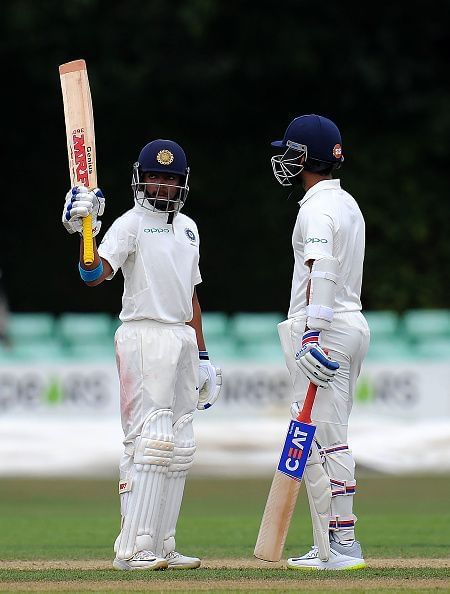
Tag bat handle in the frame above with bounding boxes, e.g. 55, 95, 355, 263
296, 383, 318, 424
82, 215, 94, 265
296, 347, 329, 424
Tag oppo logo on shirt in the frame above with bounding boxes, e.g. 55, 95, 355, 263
305, 237, 328, 244
144, 228, 170, 234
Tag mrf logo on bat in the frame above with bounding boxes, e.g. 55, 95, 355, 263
71, 127, 93, 185
277, 419, 316, 481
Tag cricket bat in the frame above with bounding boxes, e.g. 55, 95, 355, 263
254, 382, 318, 562
59, 59, 97, 265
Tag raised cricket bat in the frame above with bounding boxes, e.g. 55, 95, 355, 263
59, 59, 97, 265
254, 382, 318, 562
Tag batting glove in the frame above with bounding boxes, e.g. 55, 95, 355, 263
197, 351, 222, 410
295, 330, 339, 389
62, 185, 105, 236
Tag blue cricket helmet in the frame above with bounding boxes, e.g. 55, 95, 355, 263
131, 139, 190, 213
271, 114, 344, 185
137, 139, 189, 177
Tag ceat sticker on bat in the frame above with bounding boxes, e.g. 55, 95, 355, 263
277, 420, 316, 481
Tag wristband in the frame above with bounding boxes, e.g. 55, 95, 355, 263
79, 261, 103, 282
306, 304, 334, 322
199, 350, 209, 361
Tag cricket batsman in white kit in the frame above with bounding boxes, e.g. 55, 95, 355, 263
271, 115, 370, 570
62, 139, 222, 570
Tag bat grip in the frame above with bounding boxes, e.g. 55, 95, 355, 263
82, 215, 94, 265
296, 383, 318, 424
296, 347, 329, 424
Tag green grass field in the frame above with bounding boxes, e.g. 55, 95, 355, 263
0, 475, 449, 592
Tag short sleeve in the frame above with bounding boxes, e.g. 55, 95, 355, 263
300, 204, 334, 263
98, 214, 137, 279
193, 222, 202, 285
194, 268, 202, 286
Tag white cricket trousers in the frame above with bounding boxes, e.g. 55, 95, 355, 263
278, 311, 369, 442
278, 311, 370, 541
114, 319, 199, 480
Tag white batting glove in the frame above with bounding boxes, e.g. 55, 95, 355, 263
295, 330, 339, 389
197, 351, 222, 410
62, 185, 105, 236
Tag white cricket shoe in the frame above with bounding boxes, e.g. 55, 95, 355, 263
113, 550, 168, 571
287, 540, 366, 571
165, 550, 201, 569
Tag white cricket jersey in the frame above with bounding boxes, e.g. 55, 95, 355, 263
98, 205, 202, 323
288, 179, 365, 318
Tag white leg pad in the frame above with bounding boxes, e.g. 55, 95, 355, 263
115, 409, 174, 560
154, 413, 196, 556
321, 444, 357, 542
304, 439, 332, 561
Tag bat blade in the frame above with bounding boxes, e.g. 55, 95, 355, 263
254, 384, 317, 562
253, 471, 301, 561
59, 59, 97, 265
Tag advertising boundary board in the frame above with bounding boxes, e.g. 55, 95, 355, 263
1, 360, 449, 476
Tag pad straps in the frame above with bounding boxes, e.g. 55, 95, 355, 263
320, 443, 357, 497
329, 514, 357, 531
330, 479, 357, 497
320, 443, 350, 456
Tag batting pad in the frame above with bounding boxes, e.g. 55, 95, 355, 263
322, 443, 357, 542
154, 413, 196, 556
115, 409, 174, 560
304, 439, 332, 561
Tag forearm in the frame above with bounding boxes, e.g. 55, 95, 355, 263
305, 261, 312, 330
305, 257, 338, 331
79, 237, 112, 286
187, 289, 206, 350
79, 235, 101, 268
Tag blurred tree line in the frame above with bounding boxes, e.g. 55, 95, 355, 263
1, 0, 449, 315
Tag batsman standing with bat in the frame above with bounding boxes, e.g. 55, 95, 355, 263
62, 139, 222, 571
271, 114, 370, 570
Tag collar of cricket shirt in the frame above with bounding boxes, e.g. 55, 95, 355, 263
134, 203, 179, 220
298, 179, 341, 207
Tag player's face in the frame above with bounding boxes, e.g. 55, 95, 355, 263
143, 172, 181, 200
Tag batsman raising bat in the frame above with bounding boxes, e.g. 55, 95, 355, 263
61, 131, 222, 570
270, 114, 370, 570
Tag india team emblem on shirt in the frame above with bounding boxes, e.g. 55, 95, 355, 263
185, 228, 196, 242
